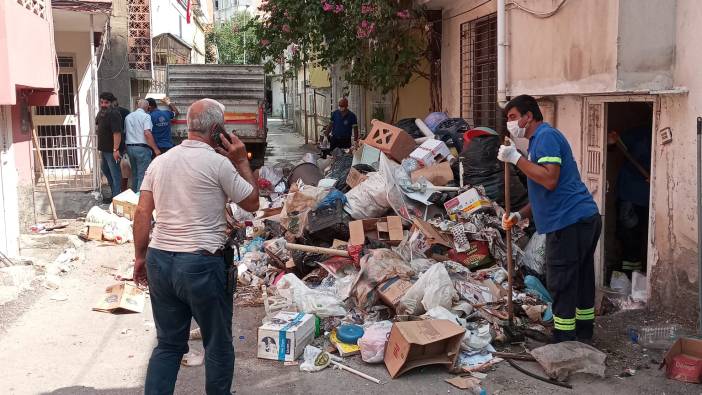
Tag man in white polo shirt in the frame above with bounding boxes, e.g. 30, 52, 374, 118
125, 99, 158, 192
132, 98, 258, 395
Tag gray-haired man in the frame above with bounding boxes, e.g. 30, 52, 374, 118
133, 99, 259, 394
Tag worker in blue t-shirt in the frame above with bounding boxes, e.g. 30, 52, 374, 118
322, 97, 358, 157
146, 97, 180, 154
498, 95, 601, 343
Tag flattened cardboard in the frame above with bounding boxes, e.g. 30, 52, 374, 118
410, 162, 454, 186
384, 319, 465, 378
378, 277, 414, 310
664, 338, 702, 383
257, 311, 315, 362
93, 282, 145, 314
411, 218, 453, 248
349, 216, 403, 246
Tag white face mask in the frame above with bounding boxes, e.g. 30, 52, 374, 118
507, 119, 528, 138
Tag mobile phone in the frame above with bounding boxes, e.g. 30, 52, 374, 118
211, 124, 231, 148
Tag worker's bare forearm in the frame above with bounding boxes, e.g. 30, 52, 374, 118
517, 204, 532, 220
112, 132, 121, 151
133, 208, 151, 260
144, 131, 160, 154
234, 159, 260, 211
169, 103, 180, 116
516, 159, 559, 191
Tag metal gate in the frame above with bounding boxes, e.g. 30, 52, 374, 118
32, 55, 98, 191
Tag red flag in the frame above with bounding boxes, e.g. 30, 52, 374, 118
186, 0, 191, 24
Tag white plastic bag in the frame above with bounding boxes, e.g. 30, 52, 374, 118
610, 271, 632, 295
344, 172, 390, 219
276, 274, 346, 318
423, 306, 467, 327
463, 324, 492, 351
358, 321, 393, 364
399, 263, 456, 315
520, 233, 546, 275
299, 345, 331, 372
631, 271, 647, 302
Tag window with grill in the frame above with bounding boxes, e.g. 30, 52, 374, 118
460, 14, 503, 132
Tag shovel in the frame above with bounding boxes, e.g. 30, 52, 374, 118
503, 137, 515, 326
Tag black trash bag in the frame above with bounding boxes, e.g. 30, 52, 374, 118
325, 152, 354, 190
435, 118, 470, 152
459, 134, 529, 211
395, 118, 423, 139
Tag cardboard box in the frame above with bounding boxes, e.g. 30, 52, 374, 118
349, 216, 403, 246
112, 189, 139, 220
384, 320, 466, 378
411, 218, 453, 248
86, 224, 104, 241
377, 277, 414, 310
664, 338, 702, 383
257, 311, 316, 362
346, 167, 370, 189
409, 140, 453, 167
93, 282, 146, 314
444, 188, 491, 216
364, 120, 417, 162
411, 161, 454, 186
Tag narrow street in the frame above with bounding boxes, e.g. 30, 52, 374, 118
0, 121, 695, 395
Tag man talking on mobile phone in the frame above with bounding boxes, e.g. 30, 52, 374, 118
132, 98, 259, 394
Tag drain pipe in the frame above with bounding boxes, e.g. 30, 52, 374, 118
497, 0, 507, 108
697, 117, 702, 334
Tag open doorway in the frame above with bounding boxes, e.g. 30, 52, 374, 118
603, 102, 653, 285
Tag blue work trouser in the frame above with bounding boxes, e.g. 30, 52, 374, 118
144, 247, 235, 395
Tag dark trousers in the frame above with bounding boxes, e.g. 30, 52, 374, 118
617, 200, 648, 272
144, 248, 235, 395
545, 214, 602, 342
321, 135, 351, 158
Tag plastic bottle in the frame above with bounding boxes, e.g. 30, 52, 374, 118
632, 324, 683, 348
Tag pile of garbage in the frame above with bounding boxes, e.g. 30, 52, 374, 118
227, 116, 606, 387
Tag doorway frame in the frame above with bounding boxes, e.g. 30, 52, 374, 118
581, 94, 658, 291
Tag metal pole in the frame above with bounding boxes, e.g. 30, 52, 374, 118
303, 61, 309, 144
504, 138, 514, 325
89, 14, 99, 190
697, 116, 701, 334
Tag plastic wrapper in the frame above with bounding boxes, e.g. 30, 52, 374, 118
276, 273, 346, 318
398, 263, 456, 316
423, 306, 466, 327
610, 271, 632, 295
530, 341, 606, 381
520, 233, 546, 275
299, 345, 331, 372
240, 251, 268, 278
631, 271, 647, 302
344, 172, 390, 219
349, 249, 414, 311
258, 166, 284, 189
102, 217, 133, 244
463, 324, 491, 351
358, 321, 393, 363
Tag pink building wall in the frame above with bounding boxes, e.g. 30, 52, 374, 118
0, 0, 58, 105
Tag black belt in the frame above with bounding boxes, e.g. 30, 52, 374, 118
127, 143, 151, 148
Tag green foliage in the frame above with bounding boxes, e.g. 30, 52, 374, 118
247, 0, 429, 93
206, 11, 262, 65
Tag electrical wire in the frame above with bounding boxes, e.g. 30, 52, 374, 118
508, 0, 569, 18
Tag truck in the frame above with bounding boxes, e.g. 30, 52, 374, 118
166, 64, 267, 168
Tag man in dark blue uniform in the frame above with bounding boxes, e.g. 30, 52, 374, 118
498, 95, 601, 343
324, 97, 358, 154
147, 97, 180, 154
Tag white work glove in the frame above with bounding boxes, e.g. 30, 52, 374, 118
497, 138, 522, 165
502, 212, 521, 230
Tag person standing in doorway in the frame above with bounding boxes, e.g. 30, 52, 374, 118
147, 97, 180, 154
498, 95, 601, 343
133, 99, 259, 394
323, 97, 358, 157
125, 99, 158, 192
608, 126, 652, 274
96, 92, 122, 203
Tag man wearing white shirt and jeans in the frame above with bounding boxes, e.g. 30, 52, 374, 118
133, 99, 259, 394
125, 99, 158, 192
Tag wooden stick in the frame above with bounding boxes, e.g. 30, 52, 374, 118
504, 139, 514, 325
615, 137, 650, 182
285, 243, 350, 257
493, 352, 537, 362
31, 126, 58, 222
329, 360, 382, 384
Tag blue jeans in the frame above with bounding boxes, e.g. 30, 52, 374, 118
100, 151, 122, 198
145, 248, 235, 395
127, 145, 152, 192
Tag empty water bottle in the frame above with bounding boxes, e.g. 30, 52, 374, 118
631, 324, 683, 349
